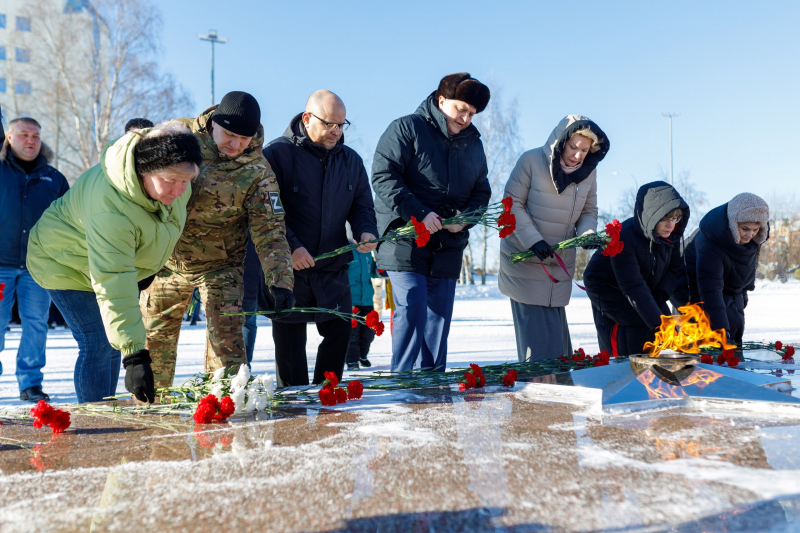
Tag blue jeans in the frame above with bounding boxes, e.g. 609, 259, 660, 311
387, 272, 456, 373
242, 313, 257, 364
0, 267, 51, 392
47, 289, 121, 403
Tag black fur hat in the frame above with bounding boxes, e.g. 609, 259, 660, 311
134, 131, 203, 177
435, 73, 490, 113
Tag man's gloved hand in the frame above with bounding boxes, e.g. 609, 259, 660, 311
530, 240, 554, 261
271, 287, 295, 313
123, 350, 155, 403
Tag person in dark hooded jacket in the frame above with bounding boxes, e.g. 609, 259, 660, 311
371, 73, 491, 372
583, 181, 689, 356
261, 90, 377, 386
671, 193, 769, 344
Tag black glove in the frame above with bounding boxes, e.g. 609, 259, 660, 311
271, 287, 295, 313
582, 244, 602, 250
530, 240, 554, 261
123, 350, 155, 403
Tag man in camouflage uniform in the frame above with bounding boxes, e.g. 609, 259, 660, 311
142, 91, 294, 388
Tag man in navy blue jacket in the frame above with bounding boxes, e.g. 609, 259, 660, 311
261, 90, 377, 386
0, 117, 69, 401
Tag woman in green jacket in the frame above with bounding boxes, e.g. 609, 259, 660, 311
27, 122, 202, 403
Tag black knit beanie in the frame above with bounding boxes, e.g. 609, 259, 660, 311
134, 132, 203, 176
211, 91, 261, 137
435, 73, 491, 113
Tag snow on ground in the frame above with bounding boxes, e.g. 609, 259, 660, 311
1, 278, 798, 407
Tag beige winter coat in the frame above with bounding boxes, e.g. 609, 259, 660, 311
499, 115, 609, 307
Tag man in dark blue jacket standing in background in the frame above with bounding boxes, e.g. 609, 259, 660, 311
261, 90, 377, 386
371, 73, 491, 373
0, 117, 69, 401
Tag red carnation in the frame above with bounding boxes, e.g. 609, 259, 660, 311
783, 345, 796, 361
463, 372, 477, 389
0, 282, 5, 301
727, 356, 740, 367
477, 374, 486, 387
501, 196, 513, 214
365, 310, 385, 336
592, 350, 610, 366
347, 380, 364, 400
459, 382, 467, 391
469, 363, 483, 377
716, 353, 727, 366
497, 213, 516, 239
352, 307, 360, 329
334, 387, 348, 404
219, 396, 235, 418
193, 394, 234, 424
502, 369, 517, 387
324, 371, 339, 388
601, 220, 624, 257
30, 401, 71, 434
700, 354, 713, 365
775, 341, 783, 350
410, 216, 431, 247
319, 384, 336, 406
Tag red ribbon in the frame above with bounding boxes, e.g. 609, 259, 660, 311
539, 252, 586, 291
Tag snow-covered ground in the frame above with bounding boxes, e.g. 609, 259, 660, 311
1, 278, 798, 407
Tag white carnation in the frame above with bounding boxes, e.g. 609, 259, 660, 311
211, 367, 226, 382
210, 383, 225, 399
244, 392, 258, 412
230, 364, 251, 390
230, 387, 246, 413
256, 393, 269, 411
261, 374, 275, 398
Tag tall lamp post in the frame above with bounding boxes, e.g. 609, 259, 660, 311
198, 29, 228, 106
661, 112, 680, 185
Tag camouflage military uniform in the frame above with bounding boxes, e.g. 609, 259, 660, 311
142, 106, 293, 387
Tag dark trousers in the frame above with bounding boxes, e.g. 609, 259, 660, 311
591, 304, 653, 357
387, 271, 456, 373
346, 306, 376, 364
272, 319, 351, 386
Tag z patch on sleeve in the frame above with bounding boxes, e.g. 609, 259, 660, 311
268, 191, 285, 215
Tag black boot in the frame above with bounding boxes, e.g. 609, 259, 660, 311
20, 386, 50, 402
346, 362, 360, 371
359, 357, 372, 368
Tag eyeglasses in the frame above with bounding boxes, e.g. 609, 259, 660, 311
310, 113, 351, 132
660, 215, 682, 224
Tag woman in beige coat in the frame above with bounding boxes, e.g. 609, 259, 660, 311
499, 115, 610, 361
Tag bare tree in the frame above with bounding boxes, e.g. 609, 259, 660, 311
759, 191, 800, 282
661, 168, 709, 234
21, 0, 193, 178
469, 87, 523, 285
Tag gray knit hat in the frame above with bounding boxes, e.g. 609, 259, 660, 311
727, 193, 769, 244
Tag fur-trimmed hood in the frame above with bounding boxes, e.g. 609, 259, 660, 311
0, 138, 55, 166
726, 193, 769, 245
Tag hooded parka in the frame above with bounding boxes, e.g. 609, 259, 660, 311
261, 113, 377, 323
371, 93, 491, 278
671, 198, 768, 342
27, 132, 191, 356
0, 140, 69, 270
499, 115, 608, 307
583, 181, 689, 355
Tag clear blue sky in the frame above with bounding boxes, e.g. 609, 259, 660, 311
159, 0, 800, 215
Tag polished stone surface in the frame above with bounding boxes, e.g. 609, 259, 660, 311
2, 384, 800, 532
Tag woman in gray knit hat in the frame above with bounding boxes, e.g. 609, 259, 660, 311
671, 193, 769, 344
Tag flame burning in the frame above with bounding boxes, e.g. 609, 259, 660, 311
644, 304, 736, 356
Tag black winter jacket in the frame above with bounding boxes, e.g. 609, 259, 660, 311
583, 181, 689, 329
371, 93, 491, 278
263, 114, 378, 273
671, 204, 761, 341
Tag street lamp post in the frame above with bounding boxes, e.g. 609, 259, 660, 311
661, 112, 680, 185
198, 29, 228, 106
